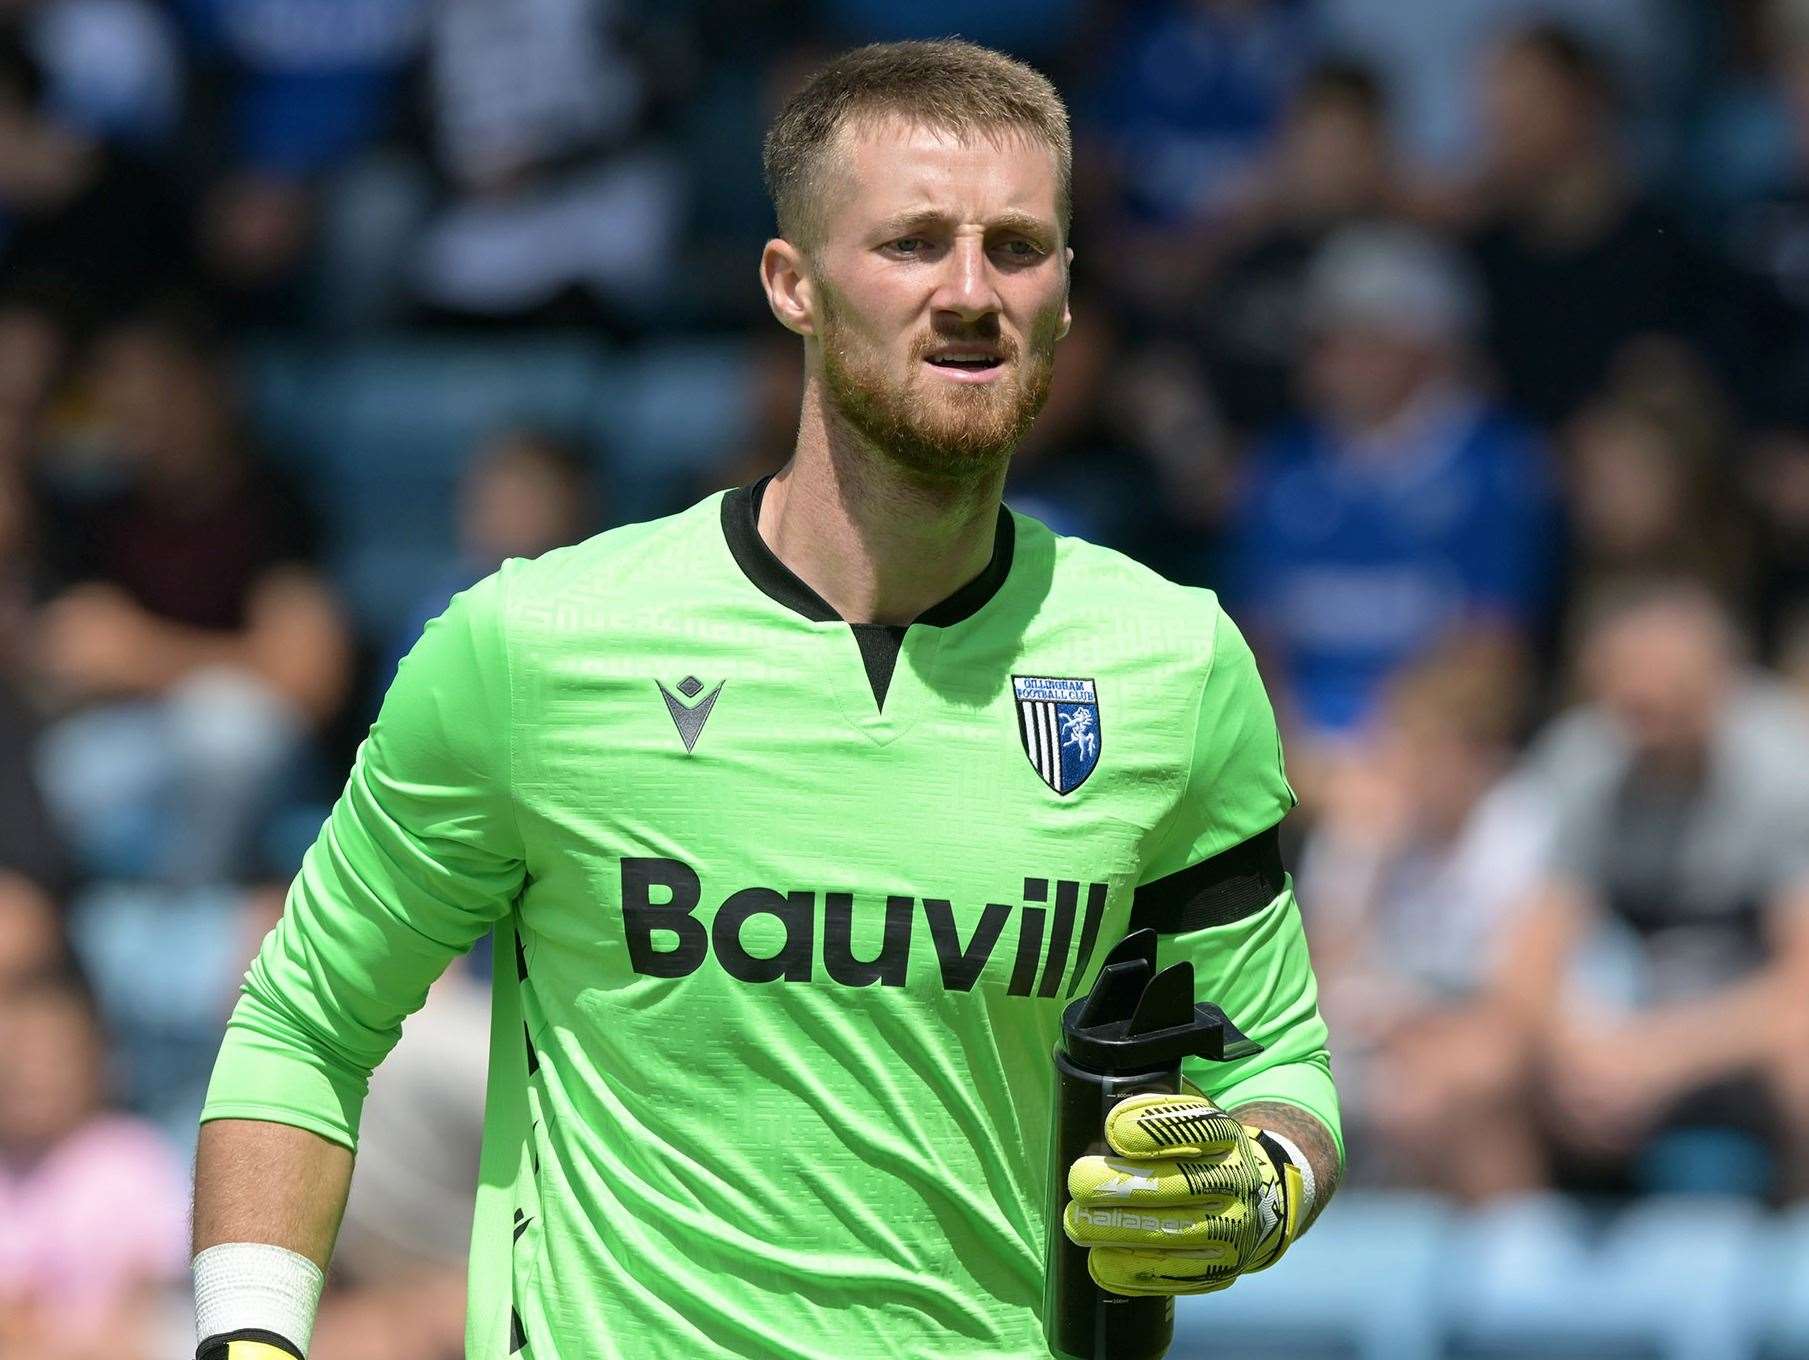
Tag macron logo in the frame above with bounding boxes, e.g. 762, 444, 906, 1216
658, 676, 723, 753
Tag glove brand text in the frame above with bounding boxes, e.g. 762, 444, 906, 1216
1070, 1208, 1196, 1234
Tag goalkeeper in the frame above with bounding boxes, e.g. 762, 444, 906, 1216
192, 38, 1341, 1360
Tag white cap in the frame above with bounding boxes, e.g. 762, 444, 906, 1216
1302, 222, 1484, 343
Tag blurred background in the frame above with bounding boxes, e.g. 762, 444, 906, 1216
4, 0, 1809, 1356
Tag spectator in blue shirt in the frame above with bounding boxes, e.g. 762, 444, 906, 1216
175, 0, 425, 318
1077, 0, 1320, 320
1227, 221, 1558, 746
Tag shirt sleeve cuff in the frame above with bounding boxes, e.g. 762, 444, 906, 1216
1208, 1054, 1345, 1168
200, 1003, 365, 1151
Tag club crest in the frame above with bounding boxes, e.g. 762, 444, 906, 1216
1013, 675, 1101, 795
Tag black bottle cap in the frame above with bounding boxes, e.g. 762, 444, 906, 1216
1060, 929, 1263, 1074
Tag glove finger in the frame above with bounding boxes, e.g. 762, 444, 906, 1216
1088, 1247, 1238, 1297
1067, 1154, 1240, 1211
1063, 1197, 1239, 1250
1103, 1093, 1242, 1160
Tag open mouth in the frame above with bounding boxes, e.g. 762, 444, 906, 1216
925, 354, 1004, 374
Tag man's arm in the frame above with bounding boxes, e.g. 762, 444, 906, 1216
193, 1119, 354, 1268
1140, 606, 1343, 1217
38, 569, 352, 722
1161, 870, 1344, 1233
1229, 1099, 1341, 1233
1522, 877, 1809, 1139
193, 572, 525, 1354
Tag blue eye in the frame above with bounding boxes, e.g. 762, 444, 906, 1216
892, 238, 926, 254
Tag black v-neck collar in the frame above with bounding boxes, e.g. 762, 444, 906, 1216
720, 474, 1015, 628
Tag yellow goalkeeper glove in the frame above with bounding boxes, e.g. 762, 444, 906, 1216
1062, 1079, 1306, 1297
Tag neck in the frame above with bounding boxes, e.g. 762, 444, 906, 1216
760, 375, 1007, 626
1339, 373, 1459, 449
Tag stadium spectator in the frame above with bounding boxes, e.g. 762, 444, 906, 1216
0, 690, 64, 899
1559, 347, 1753, 649
386, 424, 600, 684
813, 0, 1083, 73
1300, 636, 1551, 1203
1782, 604, 1809, 709
1504, 582, 1809, 1201
8, 0, 184, 150
1075, 0, 1320, 318
1100, 339, 1239, 573
1718, 0, 1809, 421
1225, 221, 1556, 749
179, 0, 423, 321
0, 409, 65, 897
29, 309, 350, 885
1195, 57, 1407, 435
1464, 22, 1738, 426
1003, 297, 1176, 566
1746, 417, 1809, 658
1319, 0, 1680, 173
0, 963, 188, 1357
0, 873, 63, 986
0, 27, 189, 326
406, 0, 686, 332
0, 291, 66, 437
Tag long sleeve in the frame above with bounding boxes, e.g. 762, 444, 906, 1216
200, 569, 526, 1149
1132, 605, 1343, 1163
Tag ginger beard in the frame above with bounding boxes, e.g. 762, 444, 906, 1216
815, 281, 1063, 485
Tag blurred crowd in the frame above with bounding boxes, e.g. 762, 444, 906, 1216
4, 0, 1809, 1356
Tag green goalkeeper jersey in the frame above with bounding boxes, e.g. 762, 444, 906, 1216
201, 478, 1340, 1360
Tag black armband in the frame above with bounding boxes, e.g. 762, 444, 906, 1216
1128, 824, 1286, 935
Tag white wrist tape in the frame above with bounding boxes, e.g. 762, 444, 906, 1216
194, 1242, 326, 1355
1264, 1129, 1317, 1219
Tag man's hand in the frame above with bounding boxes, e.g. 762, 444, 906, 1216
35, 584, 177, 699
1062, 1081, 1305, 1297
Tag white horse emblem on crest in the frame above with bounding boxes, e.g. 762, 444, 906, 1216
1012, 675, 1102, 795
1060, 707, 1097, 763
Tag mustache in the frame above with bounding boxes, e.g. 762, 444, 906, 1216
910, 333, 1021, 362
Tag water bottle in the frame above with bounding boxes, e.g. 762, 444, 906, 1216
1042, 928, 1261, 1360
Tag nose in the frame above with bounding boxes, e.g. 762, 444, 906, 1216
931, 234, 1001, 324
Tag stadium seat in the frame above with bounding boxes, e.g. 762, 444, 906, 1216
241, 337, 758, 637
242, 338, 604, 632
608, 339, 760, 521
67, 882, 252, 1163
1442, 1192, 1770, 1360
1169, 1191, 1450, 1360
1758, 1203, 1809, 1359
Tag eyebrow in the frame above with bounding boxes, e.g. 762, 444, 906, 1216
872, 209, 1055, 242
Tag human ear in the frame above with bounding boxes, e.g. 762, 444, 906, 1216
1057, 245, 1074, 340
760, 238, 816, 337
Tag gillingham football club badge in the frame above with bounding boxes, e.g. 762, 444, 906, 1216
1013, 675, 1101, 795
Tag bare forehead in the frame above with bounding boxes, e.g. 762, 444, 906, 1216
823, 114, 1060, 232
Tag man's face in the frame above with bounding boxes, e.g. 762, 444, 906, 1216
1587, 607, 1729, 757
1302, 323, 1437, 432
1482, 46, 1592, 186
799, 116, 1071, 483
1280, 100, 1389, 218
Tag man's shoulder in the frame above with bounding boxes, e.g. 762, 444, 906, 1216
1722, 679, 1809, 803
1010, 506, 1228, 666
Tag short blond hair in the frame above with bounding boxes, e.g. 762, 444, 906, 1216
762, 39, 1072, 253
